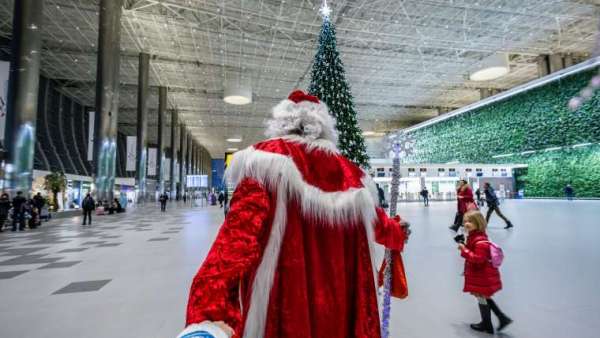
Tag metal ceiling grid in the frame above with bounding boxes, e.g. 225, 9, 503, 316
0, 0, 597, 156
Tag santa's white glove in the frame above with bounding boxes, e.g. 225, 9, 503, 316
176, 321, 233, 338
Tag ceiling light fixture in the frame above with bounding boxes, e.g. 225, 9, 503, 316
469, 53, 510, 81
224, 83, 252, 105
226, 138, 242, 143
362, 131, 385, 137
227, 148, 239, 152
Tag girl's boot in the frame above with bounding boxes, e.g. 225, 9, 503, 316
470, 304, 494, 334
487, 298, 513, 331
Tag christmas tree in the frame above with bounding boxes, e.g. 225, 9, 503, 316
308, 3, 370, 168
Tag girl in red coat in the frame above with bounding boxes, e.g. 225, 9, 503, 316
458, 210, 513, 334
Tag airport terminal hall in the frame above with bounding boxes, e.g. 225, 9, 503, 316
0, 1, 599, 338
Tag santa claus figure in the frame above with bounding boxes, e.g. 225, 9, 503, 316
178, 90, 409, 338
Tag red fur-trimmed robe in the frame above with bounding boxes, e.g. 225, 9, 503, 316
184, 136, 407, 338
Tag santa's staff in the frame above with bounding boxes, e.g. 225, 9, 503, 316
380, 135, 413, 338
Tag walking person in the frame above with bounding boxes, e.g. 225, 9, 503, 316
81, 193, 95, 226
11, 191, 27, 231
159, 193, 168, 212
32, 193, 45, 226
450, 180, 476, 231
483, 183, 513, 229
25, 199, 39, 229
457, 210, 513, 334
0, 193, 10, 232
475, 187, 484, 206
375, 183, 387, 208
33, 192, 45, 213
564, 184, 574, 201
420, 187, 430, 206
218, 191, 225, 208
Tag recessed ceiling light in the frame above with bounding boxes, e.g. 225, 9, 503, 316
362, 131, 385, 137
226, 138, 242, 143
469, 53, 510, 81
227, 148, 239, 152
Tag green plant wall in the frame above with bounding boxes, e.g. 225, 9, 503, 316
400, 67, 600, 198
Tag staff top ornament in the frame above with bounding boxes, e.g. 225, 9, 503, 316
386, 132, 416, 160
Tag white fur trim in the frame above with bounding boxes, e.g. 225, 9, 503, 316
243, 186, 288, 338
177, 321, 231, 338
361, 172, 380, 208
265, 98, 338, 144
226, 144, 382, 337
225, 146, 377, 226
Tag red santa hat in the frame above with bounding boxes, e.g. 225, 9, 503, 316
266, 90, 338, 144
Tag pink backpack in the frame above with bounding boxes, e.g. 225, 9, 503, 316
485, 241, 504, 268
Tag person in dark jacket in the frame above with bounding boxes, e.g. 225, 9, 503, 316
483, 182, 513, 229
475, 188, 484, 206
564, 184, 574, 201
376, 183, 386, 207
11, 191, 27, 231
159, 193, 169, 212
0, 193, 10, 232
33, 192, 45, 212
420, 187, 429, 206
458, 210, 512, 334
81, 193, 95, 225
218, 191, 225, 208
24, 199, 39, 229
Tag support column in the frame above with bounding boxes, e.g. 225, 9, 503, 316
4, 0, 44, 194
537, 55, 550, 77
93, 0, 123, 201
169, 111, 178, 199
479, 88, 492, 100
186, 132, 191, 178
179, 124, 186, 198
195, 143, 200, 175
157, 87, 167, 194
135, 52, 150, 202
548, 54, 565, 73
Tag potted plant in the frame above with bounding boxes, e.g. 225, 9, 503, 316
43, 171, 67, 211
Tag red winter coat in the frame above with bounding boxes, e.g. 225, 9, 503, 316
457, 186, 475, 214
460, 230, 502, 297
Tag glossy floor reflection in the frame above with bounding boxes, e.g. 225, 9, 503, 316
0, 199, 598, 338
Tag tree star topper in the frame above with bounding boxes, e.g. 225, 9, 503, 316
320, 0, 332, 19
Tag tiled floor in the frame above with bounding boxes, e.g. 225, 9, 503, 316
0, 199, 598, 338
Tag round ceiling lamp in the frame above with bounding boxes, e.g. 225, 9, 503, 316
224, 83, 252, 105
469, 53, 510, 81
226, 138, 242, 143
